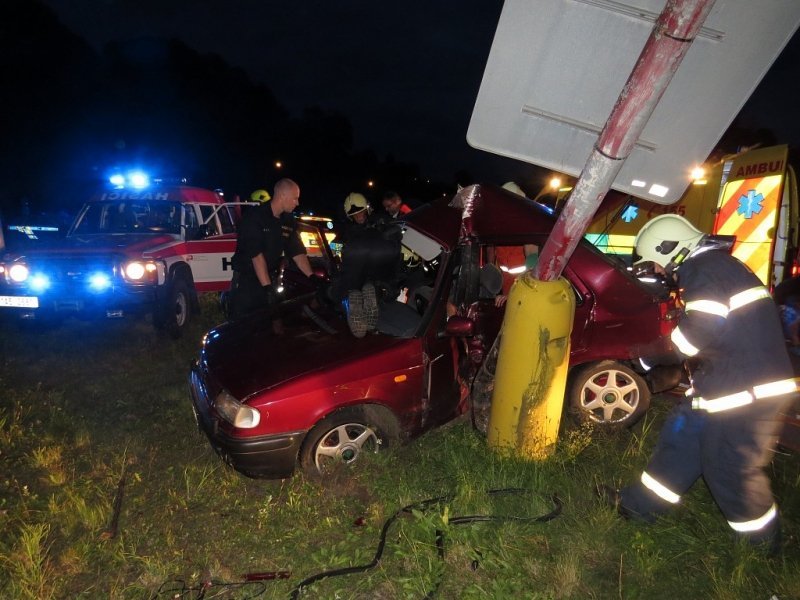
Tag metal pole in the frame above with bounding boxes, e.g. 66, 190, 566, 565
535, 0, 718, 281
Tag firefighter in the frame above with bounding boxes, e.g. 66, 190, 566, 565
599, 214, 797, 552
333, 193, 402, 337
229, 179, 313, 319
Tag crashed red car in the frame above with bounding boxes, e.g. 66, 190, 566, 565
189, 184, 678, 478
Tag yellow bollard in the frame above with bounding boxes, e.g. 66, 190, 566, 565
487, 275, 575, 459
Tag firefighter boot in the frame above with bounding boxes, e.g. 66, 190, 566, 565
595, 483, 656, 523
361, 282, 379, 332
345, 289, 367, 338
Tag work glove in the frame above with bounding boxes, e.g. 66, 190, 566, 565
262, 283, 278, 310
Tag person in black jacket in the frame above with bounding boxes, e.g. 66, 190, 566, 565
229, 179, 313, 319
599, 214, 797, 553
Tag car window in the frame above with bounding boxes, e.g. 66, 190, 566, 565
217, 206, 235, 234
199, 205, 221, 236
298, 224, 325, 259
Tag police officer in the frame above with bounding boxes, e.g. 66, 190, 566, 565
600, 214, 797, 552
229, 179, 313, 319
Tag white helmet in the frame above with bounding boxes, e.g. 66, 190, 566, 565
634, 214, 705, 272
344, 192, 370, 218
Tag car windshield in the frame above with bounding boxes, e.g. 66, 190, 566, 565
69, 200, 183, 235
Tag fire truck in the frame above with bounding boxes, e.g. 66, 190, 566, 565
0, 174, 240, 336
584, 144, 799, 289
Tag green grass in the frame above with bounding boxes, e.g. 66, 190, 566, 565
0, 297, 798, 599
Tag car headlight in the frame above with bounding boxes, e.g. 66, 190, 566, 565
214, 390, 260, 429
9, 263, 29, 283
121, 260, 163, 284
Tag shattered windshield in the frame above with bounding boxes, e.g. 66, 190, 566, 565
69, 201, 183, 235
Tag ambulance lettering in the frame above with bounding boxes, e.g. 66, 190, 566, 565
734, 160, 783, 179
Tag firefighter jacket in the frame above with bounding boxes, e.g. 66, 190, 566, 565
671, 248, 795, 412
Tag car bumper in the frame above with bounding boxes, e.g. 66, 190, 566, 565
188, 362, 304, 479
0, 286, 156, 318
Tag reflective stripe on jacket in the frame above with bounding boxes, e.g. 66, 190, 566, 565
670, 250, 794, 404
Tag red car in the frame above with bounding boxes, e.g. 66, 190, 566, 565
189, 184, 678, 478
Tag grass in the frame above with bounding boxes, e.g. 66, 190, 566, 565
0, 296, 798, 599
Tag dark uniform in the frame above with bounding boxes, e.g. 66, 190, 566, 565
229, 203, 306, 319
620, 248, 796, 546
330, 217, 402, 302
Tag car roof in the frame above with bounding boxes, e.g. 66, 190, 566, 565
405, 183, 558, 248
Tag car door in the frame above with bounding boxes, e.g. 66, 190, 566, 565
183, 204, 238, 292
420, 252, 464, 427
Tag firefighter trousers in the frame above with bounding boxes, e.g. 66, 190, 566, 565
620, 396, 793, 543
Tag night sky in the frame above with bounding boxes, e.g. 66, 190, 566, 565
39, 0, 515, 183
6, 1, 800, 214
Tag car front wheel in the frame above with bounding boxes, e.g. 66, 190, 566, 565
568, 360, 650, 428
154, 277, 193, 338
299, 406, 395, 477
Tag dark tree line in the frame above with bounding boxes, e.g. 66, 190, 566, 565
0, 0, 440, 221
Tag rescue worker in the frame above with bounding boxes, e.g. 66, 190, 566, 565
599, 214, 797, 553
332, 193, 402, 337
381, 190, 412, 220
229, 179, 314, 319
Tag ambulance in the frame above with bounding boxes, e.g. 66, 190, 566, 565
584, 144, 799, 289
0, 173, 240, 336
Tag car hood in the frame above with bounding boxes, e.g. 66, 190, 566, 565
200, 311, 411, 400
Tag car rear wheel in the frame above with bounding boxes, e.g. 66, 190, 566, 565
299, 406, 395, 477
568, 360, 650, 428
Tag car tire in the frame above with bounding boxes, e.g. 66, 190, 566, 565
154, 277, 193, 338
299, 406, 396, 478
568, 360, 650, 428
470, 338, 500, 436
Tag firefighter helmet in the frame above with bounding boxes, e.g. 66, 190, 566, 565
250, 189, 271, 202
344, 193, 370, 218
634, 214, 705, 272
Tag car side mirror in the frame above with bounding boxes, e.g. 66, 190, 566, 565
445, 315, 474, 337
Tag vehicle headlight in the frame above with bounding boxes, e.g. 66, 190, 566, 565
29, 274, 50, 292
9, 263, 29, 283
215, 390, 260, 429
122, 260, 162, 283
88, 272, 112, 291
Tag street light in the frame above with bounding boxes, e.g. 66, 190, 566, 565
275, 161, 282, 169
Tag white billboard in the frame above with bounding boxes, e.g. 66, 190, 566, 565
468, 0, 800, 204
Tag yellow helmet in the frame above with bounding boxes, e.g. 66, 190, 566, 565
634, 214, 705, 271
344, 192, 370, 218
250, 189, 271, 202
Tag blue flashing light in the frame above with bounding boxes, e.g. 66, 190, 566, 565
88, 272, 112, 292
29, 274, 50, 293
109, 174, 126, 188
128, 171, 150, 189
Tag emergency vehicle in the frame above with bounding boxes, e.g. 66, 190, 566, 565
584, 144, 799, 288
0, 174, 240, 336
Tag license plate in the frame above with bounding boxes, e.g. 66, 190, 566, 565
0, 295, 39, 308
